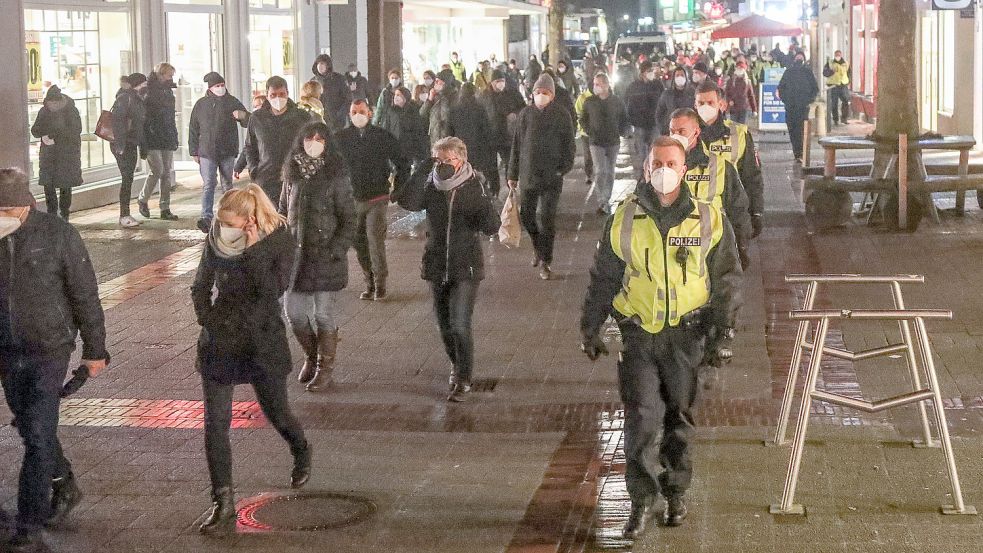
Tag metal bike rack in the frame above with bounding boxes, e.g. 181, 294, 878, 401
769, 307, 977, 516
767, 274, 936, 449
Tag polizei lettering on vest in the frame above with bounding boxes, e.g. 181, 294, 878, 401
668, 237, 702, 247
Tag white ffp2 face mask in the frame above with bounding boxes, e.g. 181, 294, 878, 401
269, 97, 288, 111
650, 167, 681, 195
304, 139, 325, 158
210, 85, 227, 97
0, 216, 23, 240
533, 93, 551, 108
669, 133, 690, 150
219, 224, 244, 243
351, 113, 370, 128
674, 76, 687, 88
697, 104, 719, 123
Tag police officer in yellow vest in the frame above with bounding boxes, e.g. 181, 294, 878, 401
823, 50, 851, 126
580, 136, 743, 540
668, 108, 752, 268
693, 81, 764, 242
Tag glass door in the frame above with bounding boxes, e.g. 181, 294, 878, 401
166, 10, 224, 167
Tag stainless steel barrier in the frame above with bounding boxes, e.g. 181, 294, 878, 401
767, 274, 935, 449
768, 302, 977, 516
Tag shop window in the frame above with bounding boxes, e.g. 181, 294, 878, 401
939, 11, 955, 114
249, 0, 293, 8
164, 0, 222, 4
249, 14, 296, 94
25, 9, 132, 179
167, 11, 224, 163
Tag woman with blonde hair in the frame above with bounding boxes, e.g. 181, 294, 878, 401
298, 80, 326, 124
191, 183, 311, 535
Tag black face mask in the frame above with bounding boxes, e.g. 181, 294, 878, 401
435, 162, 456, 180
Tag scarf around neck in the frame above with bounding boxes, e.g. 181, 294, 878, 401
432, 162, 475, 191
293, 152, 326, 180
208, 221, 267, 259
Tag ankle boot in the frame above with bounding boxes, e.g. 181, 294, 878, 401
200, 487, 235, 536
306, 329, 338, 392
293, 326, 319, 384
373, 277, 387, 301
291, 441, 312, 489
359, 272, 375, 300
47, 472, 82, 527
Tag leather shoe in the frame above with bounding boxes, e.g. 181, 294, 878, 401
665, 495, 688, 527
199, 487, 235, 536
291, 443, 312, 489
622, 496, 658, 540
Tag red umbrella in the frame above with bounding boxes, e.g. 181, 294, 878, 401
710, 14, 803, 40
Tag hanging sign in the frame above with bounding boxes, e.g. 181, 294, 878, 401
27, 31, 42, 102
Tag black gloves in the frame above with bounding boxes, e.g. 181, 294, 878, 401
751, 214, 763, 239
703, 327, 736, 368
581, 334, 609, 361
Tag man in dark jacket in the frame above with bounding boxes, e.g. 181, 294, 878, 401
335, 100, 410, 301
244, 76, 314, 203
0, 168, 108, 553
313, 54, 351, 129
625, 60, 665, 182
189, 72, 249, 233
507, 73, 576, 280
110, 73, 148, 228
523, 55, 543, 99
777, 52, 819, 162
449, 84, 497, 195
139, 64, 180, 221
581, 73, 630, 216
481, 69, 526, 197
345, 63, 373, 104
30, 85, 82, 220
377, 88, 429, 167
656, 67, 696, 135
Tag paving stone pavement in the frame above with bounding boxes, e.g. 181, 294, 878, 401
1, 133, 982, 552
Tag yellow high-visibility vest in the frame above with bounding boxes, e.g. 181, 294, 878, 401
683, 154, 729, 212
702, 120, 748, 165
826, 61, 850, 87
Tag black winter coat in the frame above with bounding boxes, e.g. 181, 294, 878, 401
396, 159, 501, 282
143, 74, 179, 151
449, 99, 497, 173
777, 63, 820, 111
192, 226, 295, 384
580, 94, 631, 147
31, 95, 83, 188
625, 79, 665, 131
110, 88, 145, 152
335, 124, 411, 201
313, 55, 352, 129
507, 101, 576, 191
346, 72, 372, 104
378, 102, 430, 164
0, 210, 107, 361
655, 85, 696, 135
244, 101, 315, 200
481, 88, 526, 151
189, 91, 248, 160
279, 154, 357, 293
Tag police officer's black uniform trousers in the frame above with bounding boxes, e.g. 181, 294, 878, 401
617, 322, 704, 504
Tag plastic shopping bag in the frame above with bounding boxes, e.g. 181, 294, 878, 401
498, 188, 521, 248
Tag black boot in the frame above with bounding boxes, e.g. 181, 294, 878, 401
160, 210, 179, 221
359, 272, 375, 300
199, 487, 235, 536
373, 277, 387, 301
46, 472, 82, 527
291, 441, 312, 489
293, 326, 319, 384
306, 329, 338, 392
665, 495, 688, 527
622, 496, 658, 540
4, 531, 48, 553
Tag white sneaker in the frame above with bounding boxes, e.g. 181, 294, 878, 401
119, 215, 141, 228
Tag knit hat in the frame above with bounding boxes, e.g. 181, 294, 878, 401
692, 62, 709, 75
203, 72, 226, 88
533, 73, 555, 95
491, 69, 507, 82
0, 168, 35, 208
44, 85, 64, 102
127, 73, 147, 88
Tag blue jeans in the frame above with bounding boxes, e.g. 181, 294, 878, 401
285, 291, 339, 334
590, 144, 620, 213
198, 156, 235, 220
430, 279, 479, 381
630, 127, 655, 182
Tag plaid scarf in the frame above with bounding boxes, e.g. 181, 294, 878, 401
293, 152, 326, 180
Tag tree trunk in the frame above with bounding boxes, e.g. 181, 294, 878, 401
548, 1, 567, 67
873, 0, 919, 140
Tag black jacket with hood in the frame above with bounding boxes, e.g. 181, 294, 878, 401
312, 54, 352, 129
30, 86, 83, 188
143, 72, 179, 151
110, 88, 145, 152
448, 97, 497, 173
507, 100, 576, 191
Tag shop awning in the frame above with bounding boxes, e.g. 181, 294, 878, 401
710, 14, 803, 40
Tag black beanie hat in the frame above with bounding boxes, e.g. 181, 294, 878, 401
203, 72, 226, 88
491, 69, 507, 82
127, 73, 148, 87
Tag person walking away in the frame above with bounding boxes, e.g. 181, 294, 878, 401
139, 63, 180, 221
244, 76, 314, 203
189, 72, 249, 233
449, 84, 498, 197
373, 69, 406, 128
192, 184, 311, 536
280, 123, 356, 392
421, 74, 455, 146
556, 60, 580, 97
656, 68, 696, 135
574, 84, 596, 187
482, 69, 528, 197
395, 137, 500, 402
110, 73, 148, 228
312, 54, 351, 130
823, 50, 851, 126
579, 136, 742, 540
694, 81, 764, 242
378, 87, 429, 169
30, 85, 82, 220
335, 100, 410, 301
450, 52, 468, 83
345, 64, 372, 104
668, 108, 752, 268
776, 51, 818, 162
298, 80, 326, 124
723, 61, 756, 125
625, 61, 665, 181
0, 168, 108, 552
507, 73, 576, 280
581, 74, 631, 216
506, 59, 522, 91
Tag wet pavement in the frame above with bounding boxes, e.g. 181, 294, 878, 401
2, 127, 983, 552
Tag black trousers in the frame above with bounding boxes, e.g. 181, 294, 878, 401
0, 349, 73, 534
784, 105, 810, 160
580, 135, 594, 181
113, 144, 139, 217
430, 279, 479, 381
43, 186, 72, 220
828, 85, 851, 124
202, 373, 307, 490
617, 324, 704, 504
519, 185, 562, 265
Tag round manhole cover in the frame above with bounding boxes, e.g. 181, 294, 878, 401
237, 492, 376, 532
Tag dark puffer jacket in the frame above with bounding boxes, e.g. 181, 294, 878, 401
395, 159, 501, 282
507, 101, 576, 191
110, 88, 145, 152
0, 210, 107, 362
279, 153, 357, 293
481, 87, 526, 152
188, 90, 248, 160
448, 98, 497, 174
142, 72, 179, 151
30, 87, 83, 188
625, 78, 665, 131
655, 84, 696, 135
192, 225, 295, 384
312, 54, 352, 129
